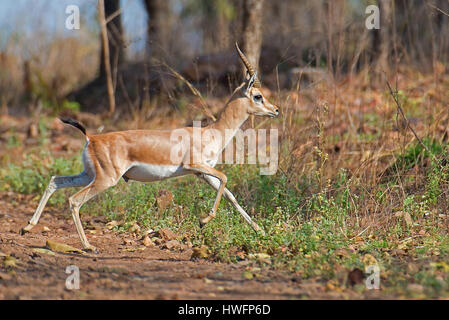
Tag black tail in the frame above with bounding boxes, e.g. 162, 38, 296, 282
60, 118, 87, 136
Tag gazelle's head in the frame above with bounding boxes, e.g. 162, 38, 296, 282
235, 43, 279, 118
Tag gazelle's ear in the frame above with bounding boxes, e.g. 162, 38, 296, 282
245, 72, 257, 97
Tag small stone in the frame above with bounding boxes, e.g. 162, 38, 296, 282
156, 228, 177, 241
142, 236, 154, 247
163, 240, 181, 250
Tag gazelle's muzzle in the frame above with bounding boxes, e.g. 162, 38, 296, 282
267, 105, 279, 118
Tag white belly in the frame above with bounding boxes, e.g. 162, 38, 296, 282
124, 163, 189, 182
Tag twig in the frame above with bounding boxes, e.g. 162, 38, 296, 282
105, 8, 122, 24
349, 226, 370, 240
386, 80, 441, 167
160, 61, 216, 122
98, 0, 116, 115
428, 3, 449, 18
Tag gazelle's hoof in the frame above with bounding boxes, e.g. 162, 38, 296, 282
252, 222, 266, 236
199, 215, 214, 228
83, 245, 98, 254
20, 224, 34, 235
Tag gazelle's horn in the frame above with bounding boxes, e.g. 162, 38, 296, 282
235, 42, 261, 88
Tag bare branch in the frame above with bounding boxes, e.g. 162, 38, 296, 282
161, 61, 216, 122
98, 0, 116, 115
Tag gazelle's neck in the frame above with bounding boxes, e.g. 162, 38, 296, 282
210, 97, 249, 133
208, 98, 249, 149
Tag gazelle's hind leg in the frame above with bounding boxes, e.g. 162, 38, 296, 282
199, 174, 264, 234
68, 176, 118, 252
183, 164, 227, 227
21, 172, 92, 234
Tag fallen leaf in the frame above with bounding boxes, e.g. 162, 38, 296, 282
46, 240, 83, 253
121, 247, 145, 252
163, 240, 182, 251
106, 220, 120, 230
334, 248, 350, 258
394, 211, 413, 226
32, 248, 56, 256
362, 254, 378, 267
156, 228, 178, 241
430, 261, 449, 272
242, 271, 254, 280
2, 256, 17, 268
249, 253, 271, 264
156, 189, 174, 211
191, 245, 209, 260
129, 222, 141, 235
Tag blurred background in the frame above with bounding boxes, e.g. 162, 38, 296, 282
0, 0, 447, 116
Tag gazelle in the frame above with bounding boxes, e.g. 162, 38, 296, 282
21, 43, 279, 252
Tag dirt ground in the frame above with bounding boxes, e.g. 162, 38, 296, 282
0, 191, 379, 300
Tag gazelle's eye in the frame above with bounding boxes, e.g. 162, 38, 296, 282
253, 95, 263, 103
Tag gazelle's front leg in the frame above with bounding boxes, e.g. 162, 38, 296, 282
199, 174, 264, 234
183, 163, 227, 226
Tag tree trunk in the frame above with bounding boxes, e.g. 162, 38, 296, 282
372, 0, 392, 79
98, 0, 116, 114
99, 0, 124, 79
240, 0, 265, 77
144, 0, 171, 59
